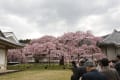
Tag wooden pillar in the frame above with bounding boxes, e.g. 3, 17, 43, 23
5, 48, 8, 70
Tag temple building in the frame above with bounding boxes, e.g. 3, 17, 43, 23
0, 30, 23, 71
99, 30, 120, 60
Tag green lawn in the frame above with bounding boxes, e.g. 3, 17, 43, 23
0, 70, 72, 80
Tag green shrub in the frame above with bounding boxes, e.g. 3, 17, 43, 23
7, 63, 72, 70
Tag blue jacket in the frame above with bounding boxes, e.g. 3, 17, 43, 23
82, 69, 107, 80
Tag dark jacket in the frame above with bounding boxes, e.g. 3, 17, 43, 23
71, 66, 86, 80
82, 69, 107, 80
115, 61, 120, 76
101, 67, 120, 80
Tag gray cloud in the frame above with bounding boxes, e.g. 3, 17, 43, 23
0, 0, 120, 39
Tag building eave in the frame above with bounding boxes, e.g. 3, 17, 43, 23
98, 42, 120, 48
0, 37, 24, 49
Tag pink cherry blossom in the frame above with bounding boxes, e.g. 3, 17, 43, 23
7, 31, 104, 63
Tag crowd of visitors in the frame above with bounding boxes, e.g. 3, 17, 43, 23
71, 54, 120, 80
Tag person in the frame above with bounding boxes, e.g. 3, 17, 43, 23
71, 61, 79, 80
109, 60, 115, 68
79, 58, 86, 66
71, 61, 86, 80
81, 61, 107, 80
115, 54, 120, 75
100, 58, 120, 80
96, 60, 102, 72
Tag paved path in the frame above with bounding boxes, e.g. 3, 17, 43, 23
0, 70, 19, 75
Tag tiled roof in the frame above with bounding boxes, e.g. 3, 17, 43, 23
0, 30, 24, 48
3, 32, 19, 43
0, 36, 23, 46
100, 30, 120, 46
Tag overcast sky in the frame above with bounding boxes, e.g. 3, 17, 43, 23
0, 0, 120, 39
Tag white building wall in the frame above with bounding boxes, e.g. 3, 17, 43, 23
107, 46, 116, 60
101, 47, 107, 55
0, 49, 6, 70
116, 48, 120, 55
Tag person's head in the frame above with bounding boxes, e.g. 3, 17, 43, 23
71, 61, 77, 67
100, 58, 109, 67
79, 59, 86, 66
84, 61, 96, 72
116, 54, 120, 61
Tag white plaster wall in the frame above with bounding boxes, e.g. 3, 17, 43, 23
0, 49, 6, 70
116, 48, 120, 55
101, 47, 107, 55
107, 46, 116, 60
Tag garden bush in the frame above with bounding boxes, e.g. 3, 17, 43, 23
7, 63, 72, 70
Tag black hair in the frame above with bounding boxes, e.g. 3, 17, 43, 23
100, 58, 109, 66
71, 61, 77, 68
117, 54, 120, 59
